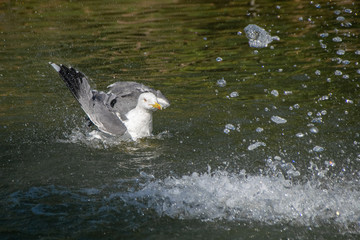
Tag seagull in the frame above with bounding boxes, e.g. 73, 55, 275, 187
49, 63, 170, 141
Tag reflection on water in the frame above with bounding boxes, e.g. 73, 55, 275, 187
1, 0, 360, 239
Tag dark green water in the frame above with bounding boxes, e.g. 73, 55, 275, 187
1, 0, 360, 239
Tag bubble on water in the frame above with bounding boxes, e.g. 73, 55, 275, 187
336, 16, 345, 21
244, 24, 280, 48
216, 57, 223, 62
319, 33, 329, 38
298, 16, 303, 21
230, 92, 239, 98
271, 116, 287, 124
334, 70, 342, 76
336, 49, 345, 55
256, 127, 264, 133
203, 37, 207, 40
276, 5, 281, 9
237, 31, 242, 36
310, 127, 319, 134
315, 3, 321, 8
248, 141, 266, 151
284, 91, 292, 95
296, 133, 305, 138
342, 74, 349, 79
313, 146, 324, 152
357, 69, 360, 74
334, 10, 341, 15
216, 78, 226, 87
271, 89, 279, 97
345, 99, 354, 104
315, 70, 321, 75
321, 110, 327, 115
332, 37, 342, 42
355, 50, 360, 55
342, 60, 350, 65
344, 8, 352, 14
278, 68, 283, 72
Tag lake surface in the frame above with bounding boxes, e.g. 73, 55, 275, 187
1, 0, 360, 239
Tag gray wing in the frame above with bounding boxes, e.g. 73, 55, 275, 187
107, 81, 170, 114
50, 63, 127, 136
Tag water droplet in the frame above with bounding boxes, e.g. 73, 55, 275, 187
293, 104, 300, 109
336, 49, 345, 55
313, 146, 324, 152
271, 116, 287, 124
332, 37, 342, 42
334, 70, 342, 76
336, 16, 345, 21
244, 24, 279, 48
256, 127, 264, 133
319, 33, 329, 38
216, 78, 226, 87
271, 90, 279, 97
325, 160, 336, 167
310, 127, 319, 133
225, 124, 235, 130
216, 57, 223, 62
315, 70, 321, 75
230, 92, 239, 98
296, 133, 304, 138
248, 141, 266, 151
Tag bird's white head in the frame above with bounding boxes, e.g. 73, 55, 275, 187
138, 92, 162, 111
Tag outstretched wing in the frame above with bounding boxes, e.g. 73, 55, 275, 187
50, 63, 127, 136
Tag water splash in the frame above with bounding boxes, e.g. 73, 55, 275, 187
57, 127, 171, 149
122, 168, 360, 233
244, 24, 280, 48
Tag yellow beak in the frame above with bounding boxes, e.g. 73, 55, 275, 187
151, 102, 162, 110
